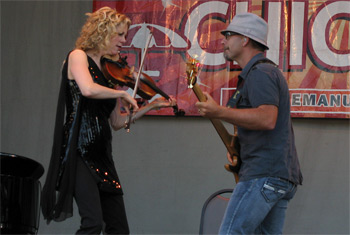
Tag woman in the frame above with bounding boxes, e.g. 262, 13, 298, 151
41, 7, 176, 234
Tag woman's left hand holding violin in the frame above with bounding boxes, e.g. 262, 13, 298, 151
150, 97, 177, 110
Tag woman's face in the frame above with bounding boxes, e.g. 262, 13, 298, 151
106, 23, 128, 56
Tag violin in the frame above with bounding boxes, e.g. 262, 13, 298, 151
100, 55, 185, 116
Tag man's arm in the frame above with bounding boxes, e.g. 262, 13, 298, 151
196, 92, 278, 130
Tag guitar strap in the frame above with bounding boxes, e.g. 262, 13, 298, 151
227, 58, 276, 109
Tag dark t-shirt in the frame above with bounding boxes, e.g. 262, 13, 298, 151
227, 53, 303, 185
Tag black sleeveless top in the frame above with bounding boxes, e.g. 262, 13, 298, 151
42, 52, 123, 223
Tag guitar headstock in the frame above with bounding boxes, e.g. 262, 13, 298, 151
186, 57, 200, 88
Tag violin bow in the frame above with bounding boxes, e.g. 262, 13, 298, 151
125, 32, 153, 132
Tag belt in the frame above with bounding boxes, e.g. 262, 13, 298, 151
278, 177, 296, 185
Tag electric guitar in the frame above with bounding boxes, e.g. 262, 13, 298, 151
186, 57, 241, 183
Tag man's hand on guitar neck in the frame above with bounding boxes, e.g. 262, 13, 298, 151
195, 92, 223, 118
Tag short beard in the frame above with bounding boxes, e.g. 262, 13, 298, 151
223, 53, 233, 62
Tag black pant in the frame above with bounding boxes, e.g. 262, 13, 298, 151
74, 156, 129, 234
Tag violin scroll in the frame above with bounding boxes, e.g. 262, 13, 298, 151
172, 104, 185, 117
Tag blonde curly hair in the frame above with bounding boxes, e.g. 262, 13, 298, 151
75, 7, 131, 52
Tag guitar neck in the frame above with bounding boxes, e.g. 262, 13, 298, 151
192, 83, 238, 156
210, 119, 238, 156
192, 83, 207, 102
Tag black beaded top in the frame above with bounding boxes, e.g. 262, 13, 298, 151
58, 55, 122, 194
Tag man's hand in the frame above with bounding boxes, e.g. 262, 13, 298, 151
226, 151, 234, 164
195, 92, 221, 118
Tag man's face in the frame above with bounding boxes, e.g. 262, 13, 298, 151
222, 32, 244, 62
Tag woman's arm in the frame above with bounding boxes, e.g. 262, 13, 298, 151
110, 97, 176, 131
67, 50, 138, 111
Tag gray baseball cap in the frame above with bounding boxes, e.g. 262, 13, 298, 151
221, 12, 269, 50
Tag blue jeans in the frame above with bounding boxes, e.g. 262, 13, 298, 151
219, 177, 297, 235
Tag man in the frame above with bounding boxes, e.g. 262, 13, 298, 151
195, 13, 303, 234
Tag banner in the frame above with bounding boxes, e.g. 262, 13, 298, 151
93, 0, 350, 118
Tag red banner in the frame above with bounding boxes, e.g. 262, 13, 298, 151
93, 0, 350, 118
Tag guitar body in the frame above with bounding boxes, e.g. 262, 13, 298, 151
186, 58, 241, 183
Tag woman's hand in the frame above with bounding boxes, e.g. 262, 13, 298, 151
120, 91, 139, 114
150, 97, 177, 110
